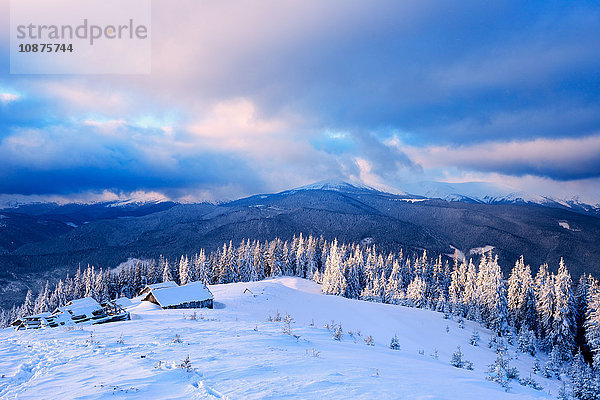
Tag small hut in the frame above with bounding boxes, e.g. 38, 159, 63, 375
141, 281, 213, 309
138, 281, 178, 296
11, 312, 52, 330
13, 297, 130, 330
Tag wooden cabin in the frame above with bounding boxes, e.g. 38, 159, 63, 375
12, 297, 129, 330
141, 281, 213, 309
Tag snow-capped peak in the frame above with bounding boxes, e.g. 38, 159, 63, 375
291, 180, 379, 193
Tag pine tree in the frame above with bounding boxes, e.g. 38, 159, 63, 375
551, 258, 577, 360
195, 249, 209, 284
22, 289, 35, 316
477, 253, 508, 334
33, 281, 51, 315
162, 258, 173, 283
470, 330, 480, 346
344, 252, 361, 299
322, 240, 347, 296
487, 348, 512, 391
252, 241, 263, 281
464, 259, 479, 320
507, 256, 537, 332
389, 334, 400, 350
451, 346, 473, 369
449, 259, 467, 315
406, 276, 427, 308
385, 259, 403, 304
0, 309, 8, 328
237, 240, 253, 282
305, 235, 318, 279
575, 275, 593, 355
535, 264, 554, 350
570, 351, 599, 400
586, 279, 600, 368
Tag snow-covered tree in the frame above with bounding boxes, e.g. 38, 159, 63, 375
508, 256, 536, 330
22, 289, 35, 316
570, 351, 599, 400
162, 258, 173, 283
586, 279, 600, 368
476, 253, 508, 334
406, 276, 427, 308
449, 259, 467, 315
535, 264, 554, 349
551, 258, 576, 360
322, 240, 347, 296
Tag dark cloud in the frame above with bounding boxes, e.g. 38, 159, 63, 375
0, 122, 265, 196
414, 135, 600, 181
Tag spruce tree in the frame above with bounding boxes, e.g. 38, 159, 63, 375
162, 258, 173, 283
552, 258, 577, 360
586, 279, 600, 368
22, 289, 35, 316
535, 264, 554, 350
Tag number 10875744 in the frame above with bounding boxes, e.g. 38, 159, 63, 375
19, 43, 73, 53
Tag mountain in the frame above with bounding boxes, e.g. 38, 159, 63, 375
1, 181, 600, 309
398, 180, 600, 216
0, 277, 560, 399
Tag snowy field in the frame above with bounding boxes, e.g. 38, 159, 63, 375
0, 278, 559, 399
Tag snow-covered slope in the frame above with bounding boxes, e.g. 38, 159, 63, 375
0, 278, 558, 399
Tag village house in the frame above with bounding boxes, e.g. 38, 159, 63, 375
141, 281, 214, 309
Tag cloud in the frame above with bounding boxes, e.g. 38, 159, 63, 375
399, 134, 600, 181
0, 122, 265, 197
1, 0, 600, 202
0, 92, 19, 103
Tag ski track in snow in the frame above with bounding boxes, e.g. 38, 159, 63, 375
1, 278, 558, 399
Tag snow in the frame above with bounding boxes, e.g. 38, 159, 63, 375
113, 258, 154, 274
114, 297, 134, 309
449, 245, 466, 262
0, 278, 558, 399
558, 221, 580, 232
394, 198, 427, 203
469, 245, 496, 256
292, 179, 409, 196
142, 281, 179, 292
143, 281, 213, 307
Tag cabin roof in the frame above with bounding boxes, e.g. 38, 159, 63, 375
24, 312, 52, 320
144, 281, 178, 291
113, 297, 133, 309
142, 281, 213, 307
51, 297, 103, 323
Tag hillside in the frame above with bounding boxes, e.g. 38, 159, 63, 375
0, 278, 560, 399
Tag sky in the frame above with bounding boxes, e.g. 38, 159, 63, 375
1, 0, 600, 204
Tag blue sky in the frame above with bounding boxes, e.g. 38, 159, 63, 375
1, 0, 600, 203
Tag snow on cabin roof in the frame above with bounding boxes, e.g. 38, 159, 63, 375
113, 297, 133, 309
24, 312, 52, 320
144, 281, 178, 291
56, 297, 102, 316
143, 281, 213, 307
